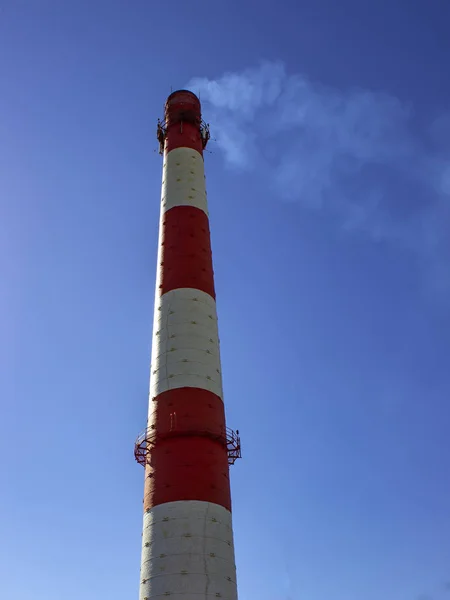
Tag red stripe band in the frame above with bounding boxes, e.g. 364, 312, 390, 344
144, 388, 231, 512
159, 206, 215, 298
164, 90, 204, 154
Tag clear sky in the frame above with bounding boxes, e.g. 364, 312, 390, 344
1, 1, 450, 599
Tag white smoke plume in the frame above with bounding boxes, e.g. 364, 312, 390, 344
188, 61, 450, 292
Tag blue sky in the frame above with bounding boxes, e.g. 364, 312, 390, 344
1, 1, 450, 599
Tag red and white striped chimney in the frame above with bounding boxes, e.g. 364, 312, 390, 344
135, 90, 241, 600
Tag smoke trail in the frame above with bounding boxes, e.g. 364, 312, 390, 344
188, 62, 450, 292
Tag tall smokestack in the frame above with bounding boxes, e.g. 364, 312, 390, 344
135, 90, 241, 600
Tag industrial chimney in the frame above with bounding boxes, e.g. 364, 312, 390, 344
134, 90, 241, 600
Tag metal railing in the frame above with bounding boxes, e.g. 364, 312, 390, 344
156, 118, 210, 154
134, 425, 241, 466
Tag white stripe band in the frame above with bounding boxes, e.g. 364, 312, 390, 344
161, 147, 208, 215
140, 501, 237, 600
149, 288, 223, 401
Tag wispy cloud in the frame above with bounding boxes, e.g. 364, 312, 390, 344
188, 61, 450, 290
